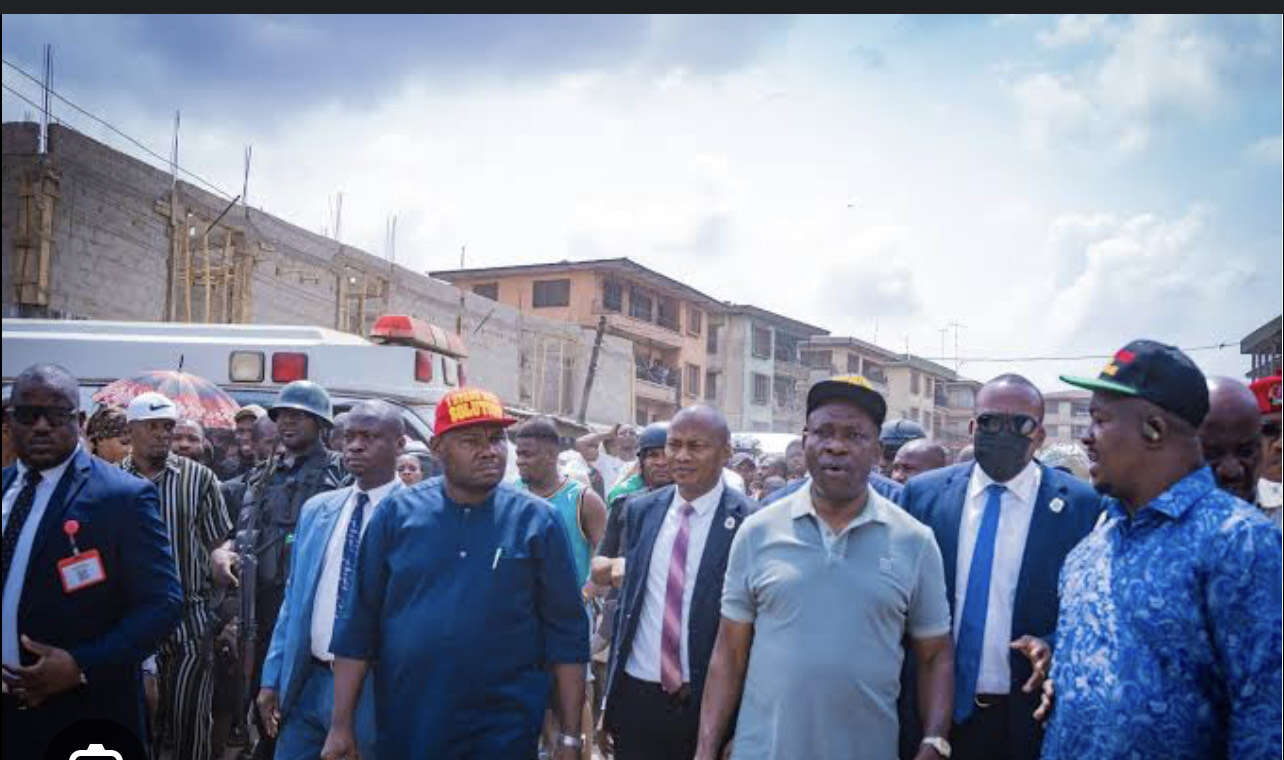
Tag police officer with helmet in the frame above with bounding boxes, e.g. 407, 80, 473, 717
237, 380, 347, 759
880, 418, 927, 472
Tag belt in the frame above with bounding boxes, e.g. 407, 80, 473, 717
974, 693, 1008, 709
310, 655, 334, 671
622, 672, 690, 707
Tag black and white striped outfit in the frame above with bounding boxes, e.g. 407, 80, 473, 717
122, 453, 231, 760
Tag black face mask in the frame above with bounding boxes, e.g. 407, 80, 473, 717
973, 430, 1032, 483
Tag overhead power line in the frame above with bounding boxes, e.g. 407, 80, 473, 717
2, 57, 235, 199
909, 342, 1237, 364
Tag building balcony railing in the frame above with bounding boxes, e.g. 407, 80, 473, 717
636, 376, 679, 404
593, 300, 685, 348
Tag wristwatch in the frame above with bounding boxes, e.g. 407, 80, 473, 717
921, 736, 952, 758
557, 733, 583, 750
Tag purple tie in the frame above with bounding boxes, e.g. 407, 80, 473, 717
660, 502, 695, 694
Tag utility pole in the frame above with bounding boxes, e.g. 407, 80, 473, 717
577, 316, 607, 424
39, 44, 52, 153
455, 244, 466, 335
938, 326, 948, 360
242, 145, 252, 218
947, 321, 966, 372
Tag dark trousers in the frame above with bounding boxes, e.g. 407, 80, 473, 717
611, 673, 699, 760
952, 695, 1011, 760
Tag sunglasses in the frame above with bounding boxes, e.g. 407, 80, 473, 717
12, 405, 77, 426
1263, 420, 1282, 441
975, 412, 1039, 437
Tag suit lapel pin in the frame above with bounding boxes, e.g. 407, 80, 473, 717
724, 516, 737, 530
1049, 497, 1065, 514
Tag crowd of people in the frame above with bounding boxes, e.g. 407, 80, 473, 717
1, 336, 1281, 760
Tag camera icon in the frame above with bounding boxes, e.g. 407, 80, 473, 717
68, 744, 123, 760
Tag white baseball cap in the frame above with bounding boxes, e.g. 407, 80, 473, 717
126, 392, 180, 423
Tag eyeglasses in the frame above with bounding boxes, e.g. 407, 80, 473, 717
1263, 420, 1282, 441
12, 405, 77, 426
975, 412, 1039, 437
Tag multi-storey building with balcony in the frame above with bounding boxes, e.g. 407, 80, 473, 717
715, 305, 828, 433
1043, 389, 1092, 448
800, 335, 897, 398
883, 355, 959, 440
1241, 314, 1282, 381
939, 377, 983, 454
429, 258, 722, 425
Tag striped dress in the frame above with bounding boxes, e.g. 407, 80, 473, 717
121, 452, 231, 760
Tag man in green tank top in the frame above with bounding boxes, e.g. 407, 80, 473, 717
514, 417, 608, 591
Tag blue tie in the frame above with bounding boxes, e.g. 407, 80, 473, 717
335, 491, 369, 619
954, 483, 1005, 723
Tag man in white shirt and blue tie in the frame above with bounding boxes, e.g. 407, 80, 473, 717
897, 374, 1103, 760
257, 400, 406, 760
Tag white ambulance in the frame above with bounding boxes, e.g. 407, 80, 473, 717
1, 314, 468, 445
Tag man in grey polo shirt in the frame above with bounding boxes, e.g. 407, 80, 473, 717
695, 375, 955, 760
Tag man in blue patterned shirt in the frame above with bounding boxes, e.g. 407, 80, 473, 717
1041, 340, 1282, 760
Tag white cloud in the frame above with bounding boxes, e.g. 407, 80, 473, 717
1012, 15, 1238, 154
1037, 14, 1111, 48
1246, 135, 1283, 165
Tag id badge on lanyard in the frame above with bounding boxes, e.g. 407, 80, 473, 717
57, 519, 106, 594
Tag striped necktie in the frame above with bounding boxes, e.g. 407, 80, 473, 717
660, 502, 695, 694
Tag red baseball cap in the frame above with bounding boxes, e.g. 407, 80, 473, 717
433, 387, 517, 436
1250, 375, 1282, 415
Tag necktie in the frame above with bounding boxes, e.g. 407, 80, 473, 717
954, 483, 1005, 723
2, 470, 43, 586
335, 491, 369, 619
660, 502, 695, 693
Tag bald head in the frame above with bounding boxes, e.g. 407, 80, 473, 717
890, 438, 949, 484
978, 373, 1044, 422
12, 364, 79, 410
346, 400, 405, 437
670, 404, 730, 445
1200, 376, 1262, 501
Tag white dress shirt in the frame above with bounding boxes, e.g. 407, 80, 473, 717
310, 478, 397, 661
592, 448, 626, 492
626, 478, 725, 684
953, 460, 1042, 694
2, 448, 79, 669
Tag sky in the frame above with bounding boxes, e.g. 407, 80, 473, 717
3, 14, 1281, 389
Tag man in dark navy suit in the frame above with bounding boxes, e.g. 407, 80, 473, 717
898, 373, 1102, 760
2, 364, 182, 758
600, 404, 755, 760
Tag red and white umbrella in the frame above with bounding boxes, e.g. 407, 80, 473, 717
93, 370, 241, 429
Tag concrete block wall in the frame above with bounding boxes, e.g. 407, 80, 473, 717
1, 122, 633, 425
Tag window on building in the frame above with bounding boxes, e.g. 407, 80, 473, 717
774, 333, 798, 363
909, 406, 920, 422
1072, 424, 1089, 439
1072, 401, 1090, 417
933, 413, 942, 437
685, 364, 701, 397
602, 279, 623, 311
865, 361, 887, 384
752, 373, 771, 405
911, 370, 921, 395
472, 282, 499, 301
751, 325, 772, 359
846, 353, 862, 374
629, 287, 653, 321
773, 376, 795, 408
532, 279, 570, 308
705, 370, 718, 401
657, 297, 680, 331
802, 349, 832, 369
707, 324, 719, 354
687, 307, 703, 336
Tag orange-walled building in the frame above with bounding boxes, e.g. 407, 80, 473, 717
430, 258, 722, 425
